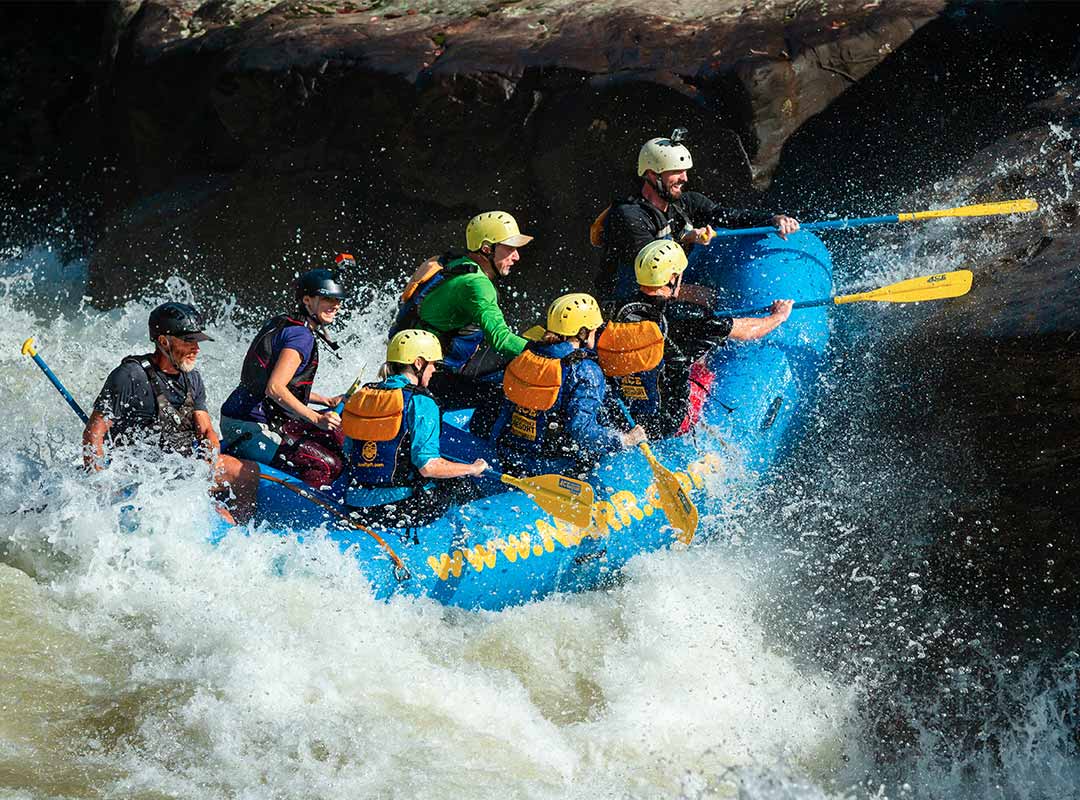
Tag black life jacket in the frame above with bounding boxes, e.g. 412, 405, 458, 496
592, 195, 695, 249
389, 256, 487, 372
117, 354, 198, 456
238, 314, 320, 428
496, 342, 592, 459
341, 382, 434, 490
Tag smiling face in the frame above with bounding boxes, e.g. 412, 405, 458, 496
159, 336, 200, 372
303, 295, 342, 326
657, 168, 689, 199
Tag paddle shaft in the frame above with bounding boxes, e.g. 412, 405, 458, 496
726, 298, 830, 316
711, 215, 898, 238
21, 339, 90, 424
614, 398, 672, 481
711, 199, 1036, 238
258, 470, 410, 578
333, 371, 368, 415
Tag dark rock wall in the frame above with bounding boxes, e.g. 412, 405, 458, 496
0, 0, 943, 308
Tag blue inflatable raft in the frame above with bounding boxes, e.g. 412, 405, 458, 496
244, 232, 833, 610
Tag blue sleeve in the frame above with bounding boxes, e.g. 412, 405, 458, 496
273, 325, 315, 368
564, 360, 623, 459
408, 394, 442, 469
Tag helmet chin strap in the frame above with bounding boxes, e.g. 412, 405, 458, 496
302, 296, 344, 360
160, 336, 182, 372
652, 173, 675, 202
476, 245, 498, 278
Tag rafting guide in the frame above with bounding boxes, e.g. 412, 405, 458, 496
591, 130, 800, 305
81, 303, 259, 524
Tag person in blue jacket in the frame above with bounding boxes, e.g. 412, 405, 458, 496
339, 329, 487, 529
492, 293, 646, 478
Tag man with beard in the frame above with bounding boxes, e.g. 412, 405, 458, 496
592, 133, 801, 305
82, 302, 258, 523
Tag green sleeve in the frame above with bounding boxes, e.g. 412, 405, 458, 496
463, 275, 528, 358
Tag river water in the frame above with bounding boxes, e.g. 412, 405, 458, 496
0, 175, 1076, 798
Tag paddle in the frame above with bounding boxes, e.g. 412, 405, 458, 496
710, 198, 1038, 238
21, 337, 90, 424
613, 398, 698, 544
334, 370, 368, 414
257, 470, 411, 580
487, 469, 595, 529
724, 269, 973, 316
445, 454, 595, 529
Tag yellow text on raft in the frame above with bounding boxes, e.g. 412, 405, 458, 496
427, 453, 723, 581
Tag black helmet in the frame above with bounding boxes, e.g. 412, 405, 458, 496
148, 302, 213, 342
296, 268, 347, 302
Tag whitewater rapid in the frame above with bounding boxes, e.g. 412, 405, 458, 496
3, 134, 1078, 795
1, 246, 853, 799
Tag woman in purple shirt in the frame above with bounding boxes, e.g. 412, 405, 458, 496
221, 268, 347, 488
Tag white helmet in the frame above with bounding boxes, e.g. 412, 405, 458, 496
637, 137, 693, 176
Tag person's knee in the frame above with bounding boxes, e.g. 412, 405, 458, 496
215, 454, 258, 486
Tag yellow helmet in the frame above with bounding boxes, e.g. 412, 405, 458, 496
546, 293, 604, 337
634, 239, 689, 287
386, 329, 443, 365
465, 211, 534, 251
637, 137, 693, 176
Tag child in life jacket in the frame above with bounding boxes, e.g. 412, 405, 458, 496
492, 293, 646, 478
340, 329, 487, 529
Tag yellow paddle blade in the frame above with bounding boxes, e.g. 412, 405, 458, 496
835, 270, 973, 306
640, 443, 699, 545
500, 472, 595, 529
521, 324, 546, 342
899, 198, 1037, 222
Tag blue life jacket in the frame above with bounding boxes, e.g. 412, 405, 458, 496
389, 256, 486, 372
341, 382, 434, 490
494, 341, 592, 459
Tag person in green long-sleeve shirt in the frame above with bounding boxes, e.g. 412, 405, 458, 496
389, 210, 533, 436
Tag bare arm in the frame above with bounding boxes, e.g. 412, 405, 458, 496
193, 410, 221, 457
266, 349, 341, 430
82, 410, 112, 470
728, 300, 794, 341
418, 457, 487, 480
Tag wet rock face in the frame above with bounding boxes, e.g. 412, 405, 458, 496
0, 0, 943, 305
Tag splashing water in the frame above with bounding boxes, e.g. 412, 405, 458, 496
1, 244, 858, 799
3, 103, 1077, 794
